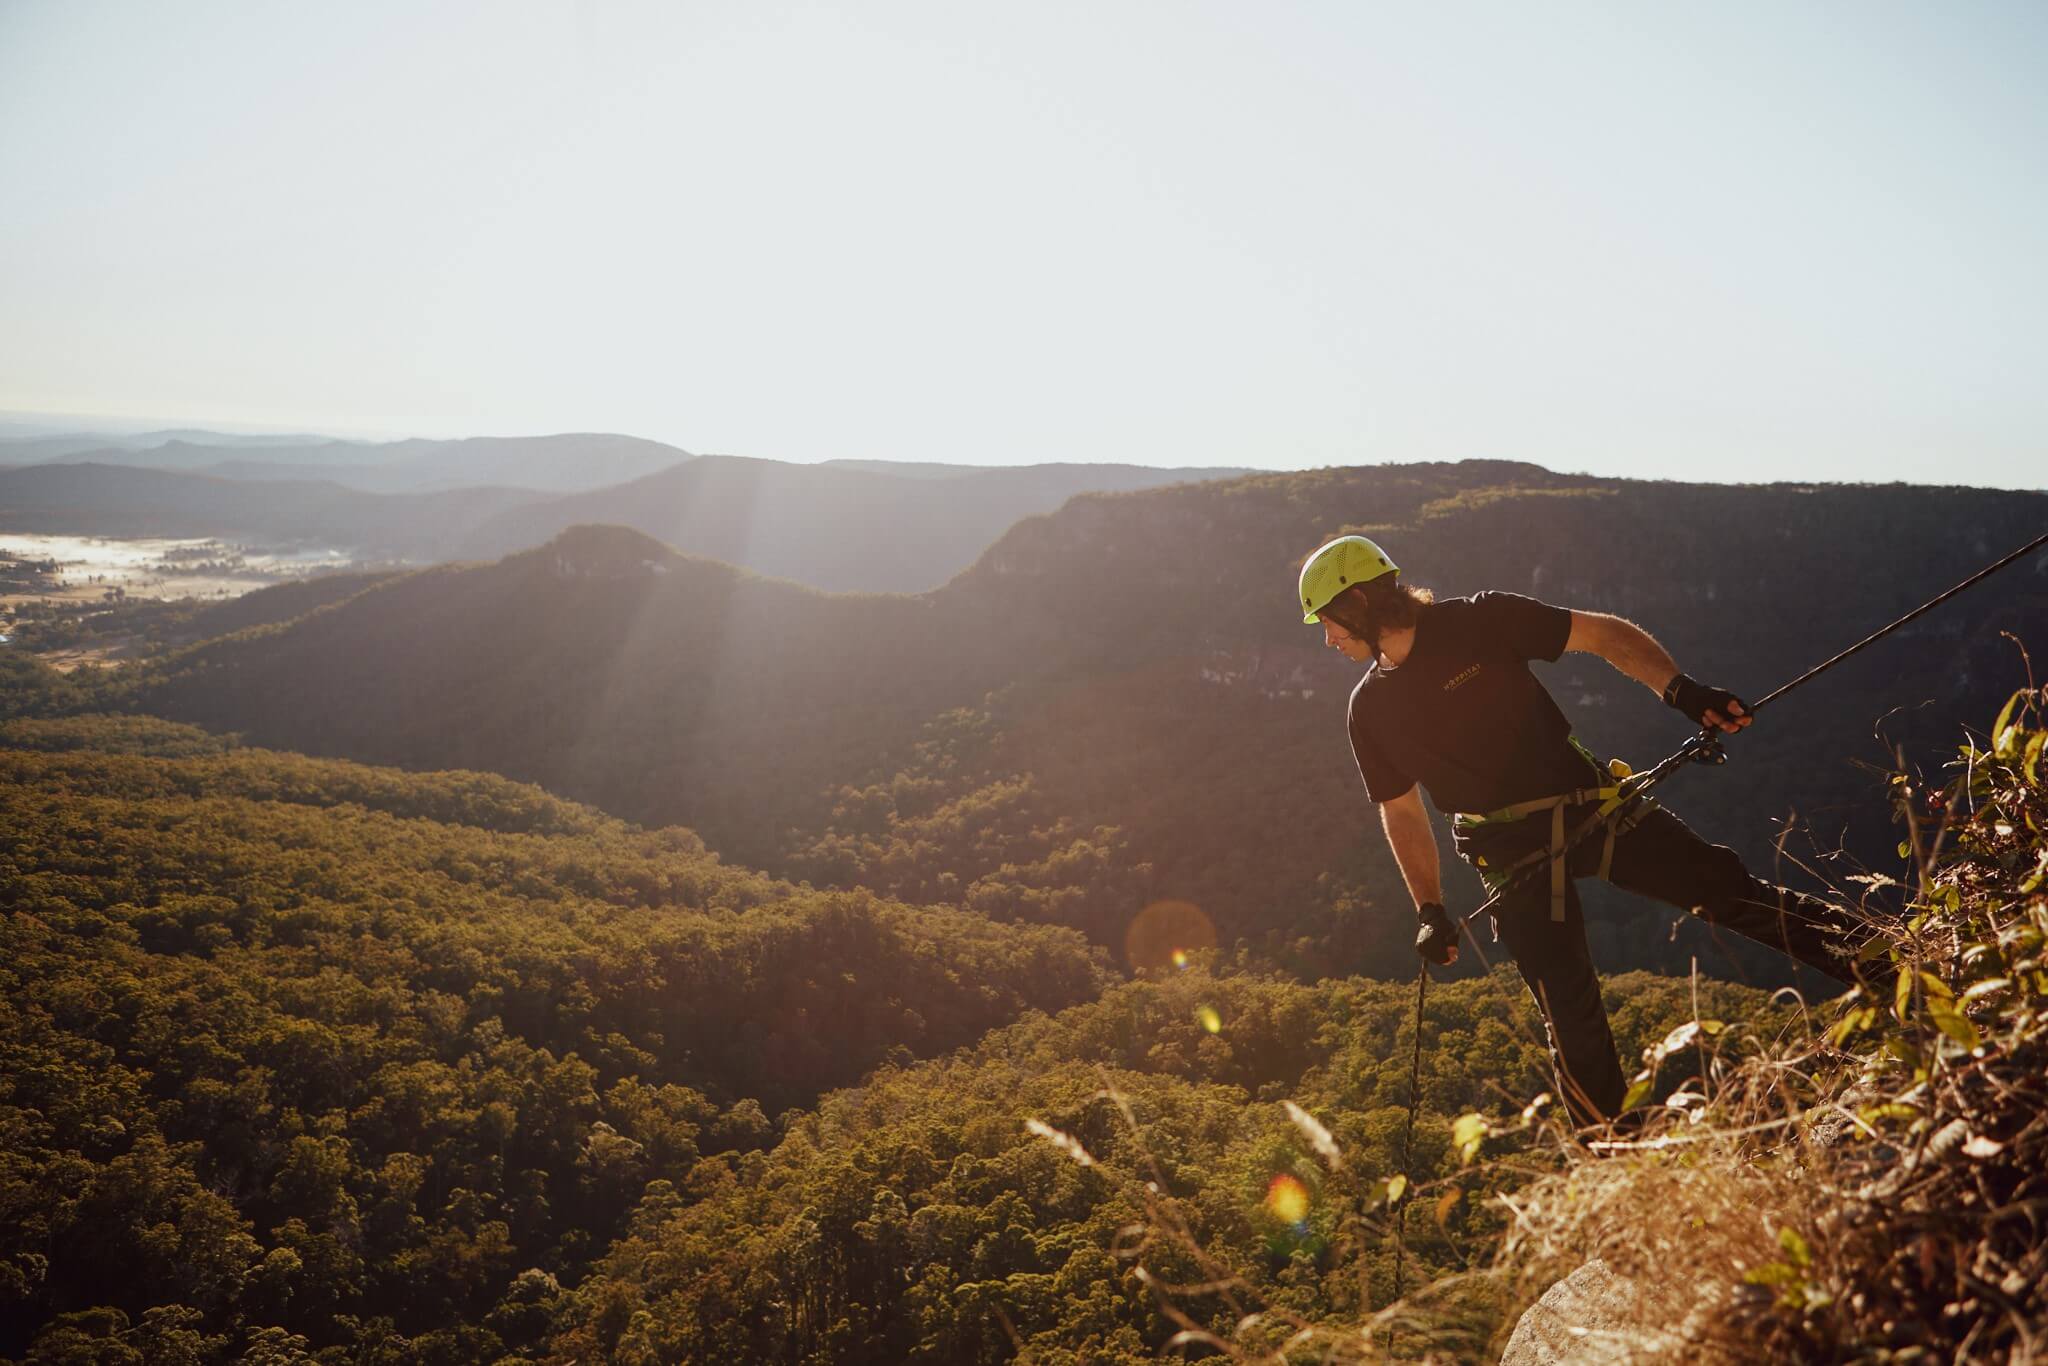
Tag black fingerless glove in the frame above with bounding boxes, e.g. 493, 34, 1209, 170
1414, 901, 1457, 965
1662, 672, 1747, 729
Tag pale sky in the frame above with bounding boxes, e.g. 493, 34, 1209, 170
2, 1, 2044, 484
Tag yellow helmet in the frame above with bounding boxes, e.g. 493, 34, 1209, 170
1298, 535, 1398, 623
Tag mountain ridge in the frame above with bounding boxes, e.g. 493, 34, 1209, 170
2, 451, 1254, 591
83, 462, 2048, 984
25, 431, 696, 492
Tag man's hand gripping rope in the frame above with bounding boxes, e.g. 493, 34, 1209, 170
1413, 901, 1458, 965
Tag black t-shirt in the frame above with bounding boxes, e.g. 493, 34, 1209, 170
1347, 592, 1600, 814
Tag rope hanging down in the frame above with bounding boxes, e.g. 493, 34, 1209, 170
1391, 960, 1427, 1305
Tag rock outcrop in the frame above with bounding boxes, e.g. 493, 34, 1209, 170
1499, 1259, 1683, 1364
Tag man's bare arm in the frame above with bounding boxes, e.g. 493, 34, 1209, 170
1564, 610, 1679, 695
1380, 785, 1456, 964
1565, 610, 1751, 732
1379, 785, 1444, 908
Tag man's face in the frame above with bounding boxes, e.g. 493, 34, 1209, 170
1319, 613, 1375, 663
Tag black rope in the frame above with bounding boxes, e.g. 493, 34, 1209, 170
1749, 527, 2048, 713
1392, 960, 1427, 1307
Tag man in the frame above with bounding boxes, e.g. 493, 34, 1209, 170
1298, 534, 1864, 1127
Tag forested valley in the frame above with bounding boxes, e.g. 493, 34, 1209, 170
4, 460, 2044, 1360
0, 714, 1778, 1361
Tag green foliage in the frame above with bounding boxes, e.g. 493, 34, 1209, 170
0, 716, 1759, 1358
3, 593, 193, 656
4, 729, 617, 838
1827, 687, 2048, 1140
1491, 684, 2048, 1361
0, 738, 1108, 1358
181, 571, 405, 640
1736, 689, 2048, 1352
0, 571, 401, 684
0, 652, 89, 720
548, 966, 1770, 1362
786, 700, 1155, 945
0, 714, 239, 758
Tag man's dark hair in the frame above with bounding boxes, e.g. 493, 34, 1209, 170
1319, 577, 1433, 643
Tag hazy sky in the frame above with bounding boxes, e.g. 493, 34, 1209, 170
3, 1, 2044, 483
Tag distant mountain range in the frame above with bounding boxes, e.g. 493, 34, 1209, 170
0, 426, 334, 462
0, 461, 548, 552
0, 448, 1248, 591
91, 461, 2048, 984
8, 431, 695, 493
447, 455, 1251, 587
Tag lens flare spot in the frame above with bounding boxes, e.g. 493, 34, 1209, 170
1195, 1005, 1222, 1034
1125, 900, 1216, 976
1265, 1173, 1310, 1224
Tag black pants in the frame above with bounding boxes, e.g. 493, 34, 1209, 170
1459, 803, 1863, 1126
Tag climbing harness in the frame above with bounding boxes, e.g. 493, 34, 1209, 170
1453, 742, 1706, 933
1452, 751, 1655, 924
1384, 526, 2048, 1305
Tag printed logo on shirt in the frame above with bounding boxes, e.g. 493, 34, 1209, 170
1443, 664, 1482, 693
